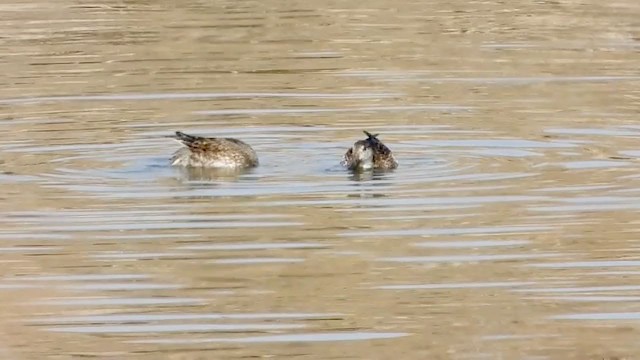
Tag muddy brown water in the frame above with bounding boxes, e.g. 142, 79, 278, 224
1, 0, 640, 358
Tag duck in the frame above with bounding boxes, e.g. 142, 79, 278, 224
341, 131, 398, 171
169, 131, 259, 169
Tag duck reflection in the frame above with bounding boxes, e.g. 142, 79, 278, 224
175, 166, 253, 182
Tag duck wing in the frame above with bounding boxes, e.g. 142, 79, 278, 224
173, 131, 223, 154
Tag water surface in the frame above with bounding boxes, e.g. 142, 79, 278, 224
1, 0, 640, 359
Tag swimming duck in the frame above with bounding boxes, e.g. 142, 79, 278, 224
341, 131, 398, 170
169, 131, 259, 169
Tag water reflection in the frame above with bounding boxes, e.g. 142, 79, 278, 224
347, 169, 396, 182
173, 166, 253, 182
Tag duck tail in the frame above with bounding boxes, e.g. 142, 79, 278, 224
172, 131, 198, 144
363, 130, 380, 139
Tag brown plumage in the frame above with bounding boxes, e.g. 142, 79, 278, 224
170, 131, 259, 169
341, 131, 398, 170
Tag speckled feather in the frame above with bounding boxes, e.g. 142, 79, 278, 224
341, 131, 398, 170
170, 131, 259, 169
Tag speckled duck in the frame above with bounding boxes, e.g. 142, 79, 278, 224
169, 131, 258, 169
341, 131, 398, 171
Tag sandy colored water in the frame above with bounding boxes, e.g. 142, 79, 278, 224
1, 0, 639, 358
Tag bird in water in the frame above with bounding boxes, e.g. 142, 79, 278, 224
169, 131, 259, 169
341, 131, 398, 171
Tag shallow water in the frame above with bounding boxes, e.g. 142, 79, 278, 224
1, 0, 640, 359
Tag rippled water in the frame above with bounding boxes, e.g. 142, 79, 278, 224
1, 0, 640, 358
